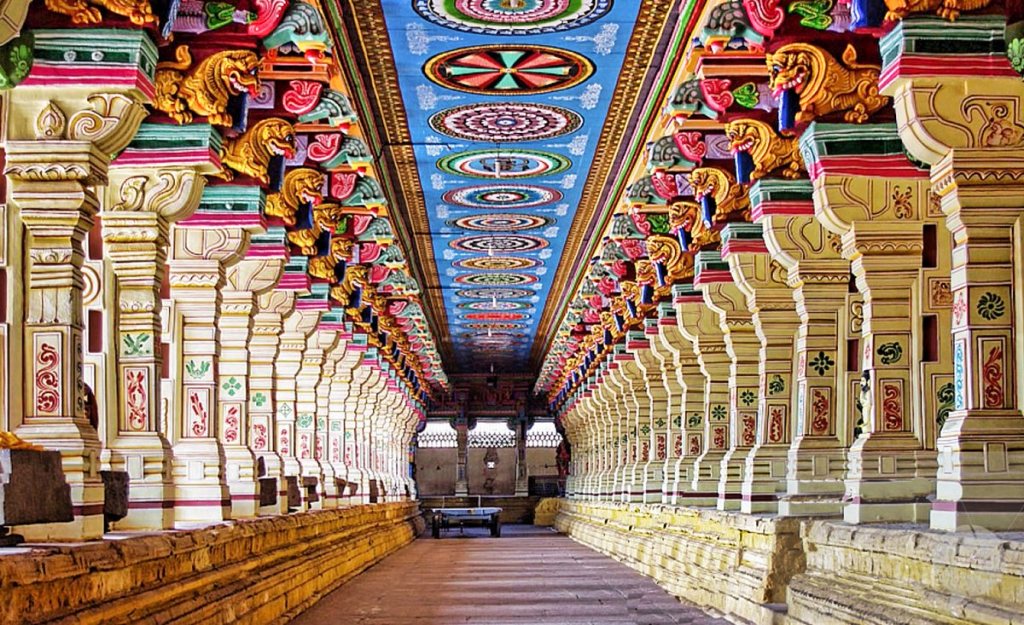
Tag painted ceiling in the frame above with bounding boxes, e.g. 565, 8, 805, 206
378, 0, 643, 373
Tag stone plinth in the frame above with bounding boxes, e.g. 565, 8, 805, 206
2, 449, 72, 531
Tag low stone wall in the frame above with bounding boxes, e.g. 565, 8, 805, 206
555, 500, 802, 625
1, 502, 424, 625
788, 521, 1024, 625
555, 500, 1024, 625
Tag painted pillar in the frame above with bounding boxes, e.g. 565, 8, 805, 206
723, 222, 800, 514
752, 179, 850, 516
649, 306, 685, 504
632, 325, 671, 503
802, 123, 937, 524
882, 15, 1024, 530
100, 123, 218, 529
613, 344, 644, 502
8, 29, 152, 539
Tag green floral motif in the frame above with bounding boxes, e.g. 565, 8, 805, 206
252, 392, 268, 407
687, 414, 702, 427
740, 390, 755, 406
640, 424, 650, 435
808, 351, 834, 376
655, 417, 666, 428
345, 430, 352, 439
0, 35, 33, 90
768, 374, 785, 395
297, 414, 314, 429
221, 376, 241, 396
317, 417, 327, 430
788, 0, 834, 30
876, 342, 903, 365
122, 332, 152, 357
732, 83, 759, 109
646, 213, 672, 235
977, 292, 1006, 321
1009, 38, 1024, 74
711, 405, 727, 420
672, 415, 682, 427
331, 421, 342, 432
278, 403, 293, 418
936, 382, 955, 430
185, 359, 211, 380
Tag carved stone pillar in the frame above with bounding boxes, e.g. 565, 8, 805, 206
696, 251, 759, 511
99, 124, 218, 530
802, 123, 938, 524
295, 304, 335, 507
8, 45, 151, 537
722, 222, 801, 514
675, 283, 730, 507
342, 346, 372, 503
275, 303, 319, 508
612, 345, 644, 502
631, 326, 670, 503
882, 16, 1024, 530
649, 306, 685, 504
168, 190, 260, 524
220, 228, 287, 518
325, 332, 359, 507
752, 179, 851, 516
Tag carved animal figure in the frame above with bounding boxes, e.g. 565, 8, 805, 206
220, 118, 296, 184
668, 200, 720, 253
689, 167, 751, 224
298, 89, 358, 128
45, 0, 155, 26
667, 78, 721, 120
725, 118, 805, 180
883, 0, 990, 21
265, 167, 324, 227
308, 236, 352, 282
154, 47, 261, 127
766, 43, 887, 125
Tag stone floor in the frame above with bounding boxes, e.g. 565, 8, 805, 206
288, 524, 734, 625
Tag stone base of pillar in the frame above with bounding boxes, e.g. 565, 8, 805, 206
107, 437, 175, 530
740, 444, 789, 514
224, 447, 259, 519
171, 440, 229, 525
778, 440, 846, 517
623, 462, 644, 502
299, 458, 324, 509
684, 452, 724, 507
844, 440, 936, 525
257, 452, 289, 515
641, 461, 663, 504
717, 448, 751, 511
321, 466, 340, 509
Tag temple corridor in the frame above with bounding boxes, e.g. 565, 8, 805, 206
289, 526, 732, 625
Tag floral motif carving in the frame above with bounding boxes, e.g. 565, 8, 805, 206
883, 0, 991, 22
810, 388, 830, 435
977, 292, 1006, 321
876, 341, 903, 365
124, 368, 147, 430
808, 351, 834, 376
35, 342, 60, 415
768, 406, 784, 442
741, 414, 756, 446
983, 344, 1004, 409
936, 382, 954, 430
44, 0, 155, 26
881, 381, 903, 431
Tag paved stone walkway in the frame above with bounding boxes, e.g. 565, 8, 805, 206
289, 525, 733, 625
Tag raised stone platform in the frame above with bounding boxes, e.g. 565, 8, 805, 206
420, 495, 541, 524
556, 500, 1024, 625
0, 502, 423, 625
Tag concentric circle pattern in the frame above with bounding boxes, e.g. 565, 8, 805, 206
458, 300, 532, 311
425, 45, 593, 95
463, 312, 527, 321
455, 273, 537, 286
457, 288, 534, 299
451, 234, 548, 253
453, 256, 539, 271
414, 0, 612, 35
430, 103, 582, 143
465, 322, 525, 330
443, 184, 562, 210
451, 213, 552, 232
437, 149, 571, 180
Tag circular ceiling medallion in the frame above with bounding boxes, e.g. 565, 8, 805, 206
430, 103, 582, 143
437, 149, 571, 180
451, 234, 548, 253
465, 322, 526, 330
425, 45, 593, 95
455, 273, 537, 286
443, 184, 562, 210
456, 287, 533, 299
459, 300, 532, 311
462, 332, 528, 341
414, 0, 613, 35
450, 213, 552, 232
454, 256, 539, 271
463, 312, 527, 321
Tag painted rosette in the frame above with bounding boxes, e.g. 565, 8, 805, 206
456, 287, 534, 299
454, 256, 539, 271
463, 312, 528, 321
450, 234, 548, 253
455, 272, 538, 286
429, 102, 583, 142
414, 0, 613, 35
437, 149, 571, 179
450, 213, 552, 231
458, 300, 533, 311
425, 45, 594, 95
443, 184, 562, 210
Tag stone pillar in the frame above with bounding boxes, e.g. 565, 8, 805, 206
649, 307, 684, 504
696, 251, 759, 511
631, 326, 671, 503
219, 228, 287, 518
168, 191, 261, 525
882, 16, 1024, 529
295, 309, 336, 508
7, 30, 152, 539
675, 283, 730, 507
752, 179, 851, 516
612, 345, 644, 502
275, 302, 320, 509
722, 222, 801, 514
802, 123, 937, 524
100, 124, 219, 530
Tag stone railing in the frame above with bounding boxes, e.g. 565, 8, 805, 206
1, 502, 424, 625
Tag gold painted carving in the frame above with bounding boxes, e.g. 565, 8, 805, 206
725, 118, 805, 181
767, 44, 887, 125
689, 168, 750, 223
154, 46, 261, 127
668, 200, 720, 254
266, 167, 325, 227
44, 0, 155, 26
35, 102, 67, 139
0, 431, 44, 451
220, 117, 296, 184
883, 0, 989, 21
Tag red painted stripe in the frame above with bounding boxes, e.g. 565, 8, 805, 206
626, 341, 648, 350
807, 155, 926, 180
721, 239, 768, 258
751, 201, 815, 221
114, 149, 221, 168
693, 269, 733, 286
71, 504, 105, 516
246, 244, 288, 259
23, 63, 156, 99
296, 300, 330, 311
879, 55, 1017, 90
673, 295, 704, 304
179, 214, 264, 228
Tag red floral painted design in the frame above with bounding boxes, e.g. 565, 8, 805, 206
279, 427, 290, 455
674, 434, 684, 457
188, 389, 208, 437
641, 441, 650, 462
811, 389, 830, 435
701, 79, 734, 112
742, 414, 756, 446
35, 342, 60, 414
953, 289, 968, 326
656, 434, 667, 460
768, 407, 784, 443
307, 133, 341, 162
713, 426, 726, 449
125, 368, 148, 431
674, 131, 706, 164
299, 433, 311, 459
983, 345, 1004, 409
282, 80, 322, 115
882, 382, 903, 431
331, 437, 341, 462
224, 404, 240, 443
331, 172, 357, 199
252, 423, 268, 450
